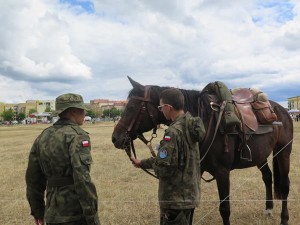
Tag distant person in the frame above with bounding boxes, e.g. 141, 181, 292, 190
25, 93, 100, 225
131, 88, 204, 225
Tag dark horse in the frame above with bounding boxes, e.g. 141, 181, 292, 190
112, 77, 293, 225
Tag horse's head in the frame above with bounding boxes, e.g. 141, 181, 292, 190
112, 77, 169, 149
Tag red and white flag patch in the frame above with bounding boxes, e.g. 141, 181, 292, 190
82, 140, 90, 147
164, 135, 171, 142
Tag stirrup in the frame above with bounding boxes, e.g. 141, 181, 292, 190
240, 144, 252, 161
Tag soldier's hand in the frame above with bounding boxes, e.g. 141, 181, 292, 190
34, 218, 44, 225
130, 157, 141, 168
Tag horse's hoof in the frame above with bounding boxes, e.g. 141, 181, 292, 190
264, 209, 273, 216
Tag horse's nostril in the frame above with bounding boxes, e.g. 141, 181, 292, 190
112, 136, 116, 143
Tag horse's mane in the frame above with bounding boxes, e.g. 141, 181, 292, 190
127, 85, 201, 115
180, 89, 201, 115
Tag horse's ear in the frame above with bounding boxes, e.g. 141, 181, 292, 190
127, 76, 144, 89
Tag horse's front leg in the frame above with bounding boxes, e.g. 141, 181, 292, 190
215, 168, 231, 225
258, 161, 274, 215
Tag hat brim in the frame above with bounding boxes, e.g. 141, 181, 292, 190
52, 104, 86, 116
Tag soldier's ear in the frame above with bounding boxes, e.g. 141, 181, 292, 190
69, 108, 79, 116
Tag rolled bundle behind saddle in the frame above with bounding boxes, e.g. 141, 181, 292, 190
202, 81, 241, 132
250, 89, 278, 124
232, 88, 277, 130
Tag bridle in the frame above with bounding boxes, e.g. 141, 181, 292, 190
116, 86, 159, 178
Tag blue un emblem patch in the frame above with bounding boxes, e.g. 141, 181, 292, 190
159, 149, 168, 159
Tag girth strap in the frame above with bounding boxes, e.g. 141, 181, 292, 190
47, 176, 74, 187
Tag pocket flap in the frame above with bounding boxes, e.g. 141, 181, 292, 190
79, 153, 93, 165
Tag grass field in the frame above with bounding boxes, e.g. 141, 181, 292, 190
0, 121, 299, 225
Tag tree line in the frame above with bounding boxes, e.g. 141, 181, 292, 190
86, 108, 123, 119
1, 107, 123, 122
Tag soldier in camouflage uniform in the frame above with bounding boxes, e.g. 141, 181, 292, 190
25, 93, 100, 225
131, 88, 202, 225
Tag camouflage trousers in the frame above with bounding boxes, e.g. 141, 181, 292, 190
47, 219, 87, 225
160, 208, 195, 225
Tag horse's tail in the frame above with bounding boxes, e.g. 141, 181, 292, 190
273, 156, 281, 199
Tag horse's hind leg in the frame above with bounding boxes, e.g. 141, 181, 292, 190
257, 161, 273, 215
274, 154, 290, 225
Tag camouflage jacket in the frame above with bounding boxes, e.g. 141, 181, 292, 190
25, 119, 100, 225
141, 112, 201, 209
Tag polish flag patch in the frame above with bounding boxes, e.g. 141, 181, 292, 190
164, 135, 171, 142
82, 140, 89, 147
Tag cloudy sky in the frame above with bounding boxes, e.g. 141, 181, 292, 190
0, 0, 299, 107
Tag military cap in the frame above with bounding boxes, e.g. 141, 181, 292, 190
54, 93, 86, 115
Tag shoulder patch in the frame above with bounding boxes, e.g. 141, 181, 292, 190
159, 149, 168, 159
164, 135, 171, 142
82, 140, 90, 147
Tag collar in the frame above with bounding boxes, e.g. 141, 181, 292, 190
170, 113, 186, 126
54, 118, 78, 126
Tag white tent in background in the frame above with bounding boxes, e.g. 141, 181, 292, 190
84, 116, 92, 121
288, 109, 299, 113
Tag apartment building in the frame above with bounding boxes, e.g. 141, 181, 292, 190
0, 103, 18, 120
0, 100, 55, 120
90, 99, 127, 112
90, 99, 127, 116
288, 96, 300, 110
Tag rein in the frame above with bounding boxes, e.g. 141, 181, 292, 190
198, 99, 227, 182
199, 101, 226, 163
137, 133, 157, 158
130, 139, 158, 179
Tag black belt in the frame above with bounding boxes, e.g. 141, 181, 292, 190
47, 176, 74, 187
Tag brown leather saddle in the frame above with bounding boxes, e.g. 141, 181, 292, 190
230, 88, 277, 161
232, 88, 258, 132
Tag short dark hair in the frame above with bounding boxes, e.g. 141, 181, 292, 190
159, 88, 184, 110
59, 107, 83, 119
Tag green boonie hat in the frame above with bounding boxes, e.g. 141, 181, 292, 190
54, 93, 86, 115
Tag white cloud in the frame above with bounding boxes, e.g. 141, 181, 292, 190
0, 0, 299, 107
0, 0, 91, 82
0, 74, 41, 103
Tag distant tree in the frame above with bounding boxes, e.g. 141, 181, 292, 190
44, 106, 52, 112
29, 109, 36, 114
102, 108, 121, 119
86, 109, 96, 118
1, 109, 14, 121
102, 109, 110, 118
91, 105, 102, 118
17, 113, 26, 121
110, 108, 120, 118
